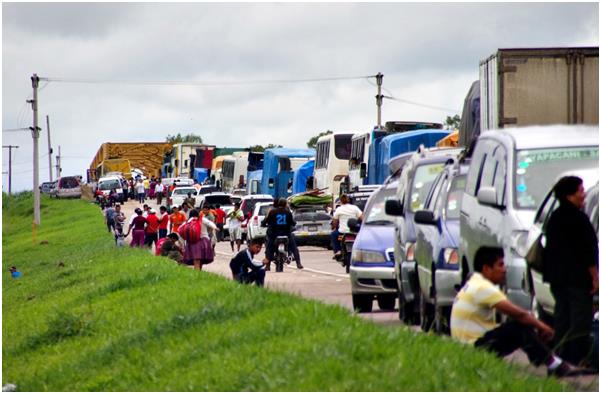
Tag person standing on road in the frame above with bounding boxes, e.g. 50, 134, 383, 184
149, 177, 157, 200
230, 238, 266, 287
184, 192, 196, 210
451, 246, 591, 377
331, 194, 363, 259
127, 208, 147, 248
104, 203, 116, 233
144, 208, 160, 249
183, 209, 217, 271
214, 204, 226, 242
261, 198, 303, 270
156, 181, 164, 205
169, 205, 186, 234
202, 205, 217, 250
136, 179, 146, 203
143, 177, 150, 199
543, 176, 599, 367
158, 205, 169, 239
227, 202, 245, 252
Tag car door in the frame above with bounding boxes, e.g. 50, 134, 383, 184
476, 143, 506, 251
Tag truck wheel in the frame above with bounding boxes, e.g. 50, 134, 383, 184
352, 294, 373, 313
377, 294, 396, 311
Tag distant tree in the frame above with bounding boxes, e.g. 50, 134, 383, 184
444, 115, 461, 129
166, 133, 203, 144
248, 143, 283, 152
307, 130, 333, 149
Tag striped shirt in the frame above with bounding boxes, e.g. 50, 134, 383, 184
450, 272, 507, 344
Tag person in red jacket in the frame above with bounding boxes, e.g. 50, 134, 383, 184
145, 208, 160, 250
214, 204, 226, 242
158, 205, 169, 239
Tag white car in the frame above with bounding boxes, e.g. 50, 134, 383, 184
168, 186, 198, 209
247, 202, 274, 240
97, 175, 126, 202
200, 192, 235, 213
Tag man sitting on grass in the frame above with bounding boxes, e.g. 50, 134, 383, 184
229, 238, 265, 287
450, 246, 592, 378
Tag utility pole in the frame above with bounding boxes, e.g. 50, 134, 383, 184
56, 145, 62, 179
2, 145, 19, 195
375, 72, 384, 129
46, 115, 53, 182
29, 74, 41, 226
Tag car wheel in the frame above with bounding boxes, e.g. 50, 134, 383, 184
398, 287, 419, 325
433, 302, 451, 335
419, 290, 434, 333
352, 294, 373, 313
377, 294, 396, 311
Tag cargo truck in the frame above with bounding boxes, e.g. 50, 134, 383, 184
480, 47, 598, 131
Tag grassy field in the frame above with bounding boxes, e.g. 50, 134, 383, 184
2, 192, 567, 391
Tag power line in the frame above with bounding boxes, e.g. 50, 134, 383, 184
41, 74, 376, 87
3, 128, 29, 133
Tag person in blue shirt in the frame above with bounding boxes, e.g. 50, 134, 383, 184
229, 238, 266, 287
9, 266, 21, 278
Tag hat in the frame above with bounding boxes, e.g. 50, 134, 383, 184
149, 208, 156, 214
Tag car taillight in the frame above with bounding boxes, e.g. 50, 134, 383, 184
405, 242, 415, 262
253, 216, 258, 225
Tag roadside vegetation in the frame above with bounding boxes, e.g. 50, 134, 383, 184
2, 193, 566, 391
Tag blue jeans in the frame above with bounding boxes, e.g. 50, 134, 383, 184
331, 229, 341, 253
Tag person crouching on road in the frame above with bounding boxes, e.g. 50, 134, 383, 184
127, 208, 147, 248
230, 238, 265, 287
450, 246, 592, 377
159, 232, 184, 263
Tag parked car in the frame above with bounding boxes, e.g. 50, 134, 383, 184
231, 195, 242, 206
198, 184, 220, 195
413, 161, 468, 333
168, 186, 198, 210
459, 125, 598, 310
200, 192, 234, 213
385, 146, 463, 324
97, 175, 126, 203
55, 176, 82, 199
247, 202, 274, 241
292, 206, 332, 247
524, 173, 599, 323
40, 181, 57, 194
349, 181, 399, 313
225, 194, 274, 238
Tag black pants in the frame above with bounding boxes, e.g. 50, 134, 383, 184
239, 270, 265, 287
551, 285, 593, 365
474, 320, 551, 366
145, 233, 158, 248
266, 233, 301, 264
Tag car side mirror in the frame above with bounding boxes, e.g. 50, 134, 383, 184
347, 218, 361, 232
414, 210, 436, 225
477, 186, 502, 209
385, 199, 403, 216
360, 163, 367, 178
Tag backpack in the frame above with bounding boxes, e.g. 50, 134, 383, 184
178, 216, 202, 243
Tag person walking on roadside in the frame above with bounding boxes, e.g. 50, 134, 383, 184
169, 205, 187, 234
127, 208, 147, 248
136, 179, 146, 203
227, 202, 245, 252
158, 205, 169, 239
149, 177, 157, 200
144, 208, 160, 250
230, 238, 266, 287
451, 247, 592, 377
143, 177, 150, 198
155, 181, 164, 205
202, 205, 218, 250
543, 176, 599, 367
104, 202, 116, 233
214, 204, 226, 242
182, 209, 217, 271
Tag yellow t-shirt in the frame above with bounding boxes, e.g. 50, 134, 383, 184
143, 179, 150, 189
450, 272, 507, 344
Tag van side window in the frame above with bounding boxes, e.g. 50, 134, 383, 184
425, 173, 445, 212
480, 149, 498, 190
465, 141, 488, 196
493, 146, 507, 205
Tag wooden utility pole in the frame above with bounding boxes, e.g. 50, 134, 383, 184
2, 145, 19, 195
46, 115, 53, 182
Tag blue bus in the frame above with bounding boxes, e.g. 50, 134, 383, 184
261, 148, 315, 199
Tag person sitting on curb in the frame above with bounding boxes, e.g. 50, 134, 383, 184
450, 246, 593, 378
229, 238, 265, 287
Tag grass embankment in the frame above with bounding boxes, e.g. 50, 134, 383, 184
2, 193, 566, 391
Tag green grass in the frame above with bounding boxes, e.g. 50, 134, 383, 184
2, 192, 567, 391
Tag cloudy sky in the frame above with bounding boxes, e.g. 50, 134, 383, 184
2, 2, 598, 192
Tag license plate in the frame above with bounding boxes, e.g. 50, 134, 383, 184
308, 225, 318, 232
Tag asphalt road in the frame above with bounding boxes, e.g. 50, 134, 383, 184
114, 197, 598, 390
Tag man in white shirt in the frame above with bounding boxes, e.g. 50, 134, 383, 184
227, 202, 245, 252
331, 194, 363, 258
155, 181, 165, 205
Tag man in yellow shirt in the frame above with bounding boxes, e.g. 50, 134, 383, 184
451, 247, 591, 377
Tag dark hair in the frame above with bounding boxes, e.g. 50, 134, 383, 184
135, 208, 143, 215
159, 205, 167, 212
168, 233, 179, 240
249, 238, 263, 246
189, 209, 199, 218
277, 198, 287, 208
554, 176, 583, 203
340, 194, 350, 204
216, 204, 221, 208
473, 247, 504, 272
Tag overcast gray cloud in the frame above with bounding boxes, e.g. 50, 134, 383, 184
2, 2, 598, 192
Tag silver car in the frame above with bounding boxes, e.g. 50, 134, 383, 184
459, 125, 598, 310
